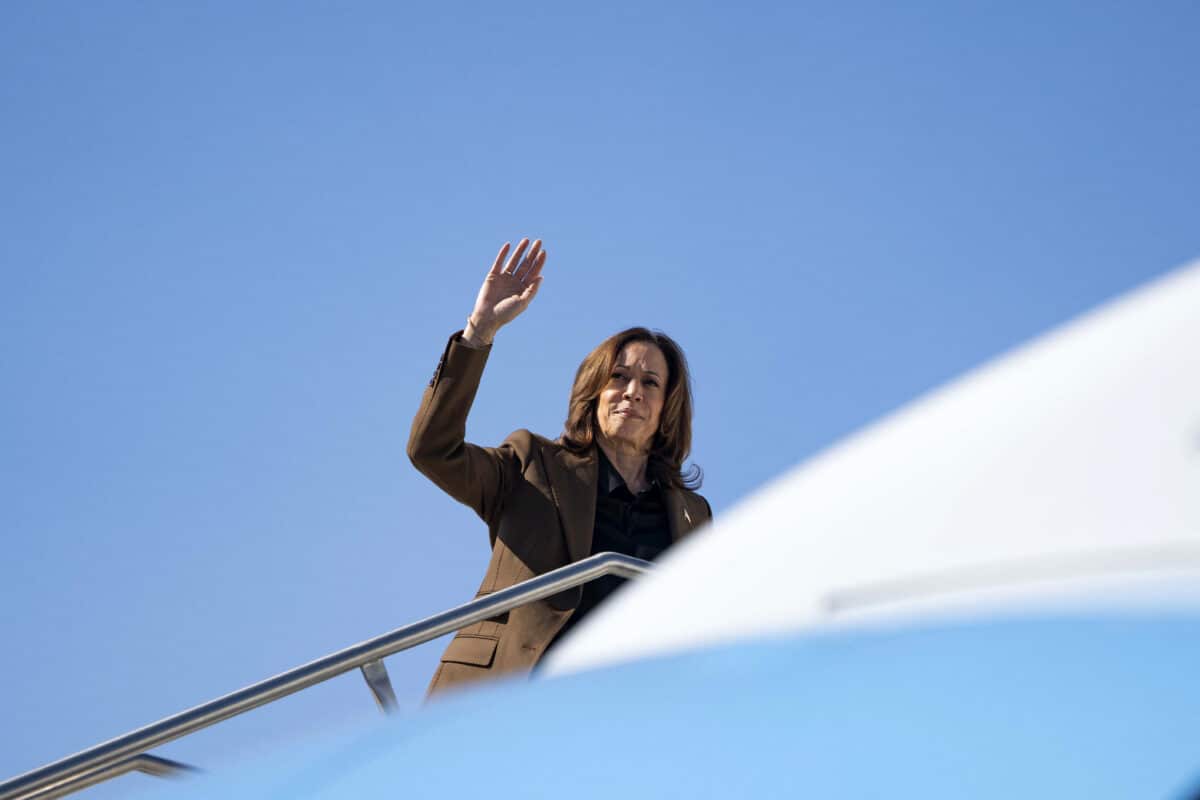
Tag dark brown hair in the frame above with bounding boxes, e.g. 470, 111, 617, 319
561, 327, 701, 490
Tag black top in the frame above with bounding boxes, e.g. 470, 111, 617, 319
543, 448, 673, 655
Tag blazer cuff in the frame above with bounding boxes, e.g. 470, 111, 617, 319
428, 329, 491, 387
454, 329, 493, 352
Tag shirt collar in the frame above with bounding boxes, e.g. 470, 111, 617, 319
596, 446, 659, 496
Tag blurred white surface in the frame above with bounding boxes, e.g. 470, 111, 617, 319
543, 259, 1200, 675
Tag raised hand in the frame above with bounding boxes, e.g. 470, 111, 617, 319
463, 238, 547, 346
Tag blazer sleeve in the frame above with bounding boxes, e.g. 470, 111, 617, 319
407, 331, 521, 525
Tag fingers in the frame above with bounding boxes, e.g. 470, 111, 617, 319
515, 243, 544, 281
488, 242, 511, 276
522, 249, 546, 283
493, 237, 545, 285
504, 238, 530, 274
519, 275, 543, 304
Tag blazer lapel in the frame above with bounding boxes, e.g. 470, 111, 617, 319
546, 444, 599, 565
546, 442, 694, 558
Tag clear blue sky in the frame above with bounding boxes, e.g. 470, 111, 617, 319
2, 2, 1198, 795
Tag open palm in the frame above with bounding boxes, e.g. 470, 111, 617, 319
469, 238, 547, 336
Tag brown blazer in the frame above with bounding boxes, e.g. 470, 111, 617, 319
408, 332, 712, 696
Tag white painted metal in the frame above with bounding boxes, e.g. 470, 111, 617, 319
542, 259, 1200, 675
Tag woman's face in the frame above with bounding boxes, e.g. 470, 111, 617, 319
596, 340, 669, 453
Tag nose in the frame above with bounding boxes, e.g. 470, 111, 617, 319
623, 379, 643, 402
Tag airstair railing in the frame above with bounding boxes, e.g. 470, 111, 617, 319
0, 552, 653, 800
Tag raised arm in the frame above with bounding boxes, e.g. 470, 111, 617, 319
407, 239, 548, 524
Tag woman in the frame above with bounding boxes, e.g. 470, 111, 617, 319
408, 237, 712, 696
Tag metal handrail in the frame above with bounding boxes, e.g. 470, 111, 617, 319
0, 552, 653, 800
19, 755, 198, 800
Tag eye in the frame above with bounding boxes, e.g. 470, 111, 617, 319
646, 379, 660, 388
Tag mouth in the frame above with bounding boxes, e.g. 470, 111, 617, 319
614, 408, 644, 420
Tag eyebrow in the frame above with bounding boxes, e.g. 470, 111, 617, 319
615, 365, 663, 379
